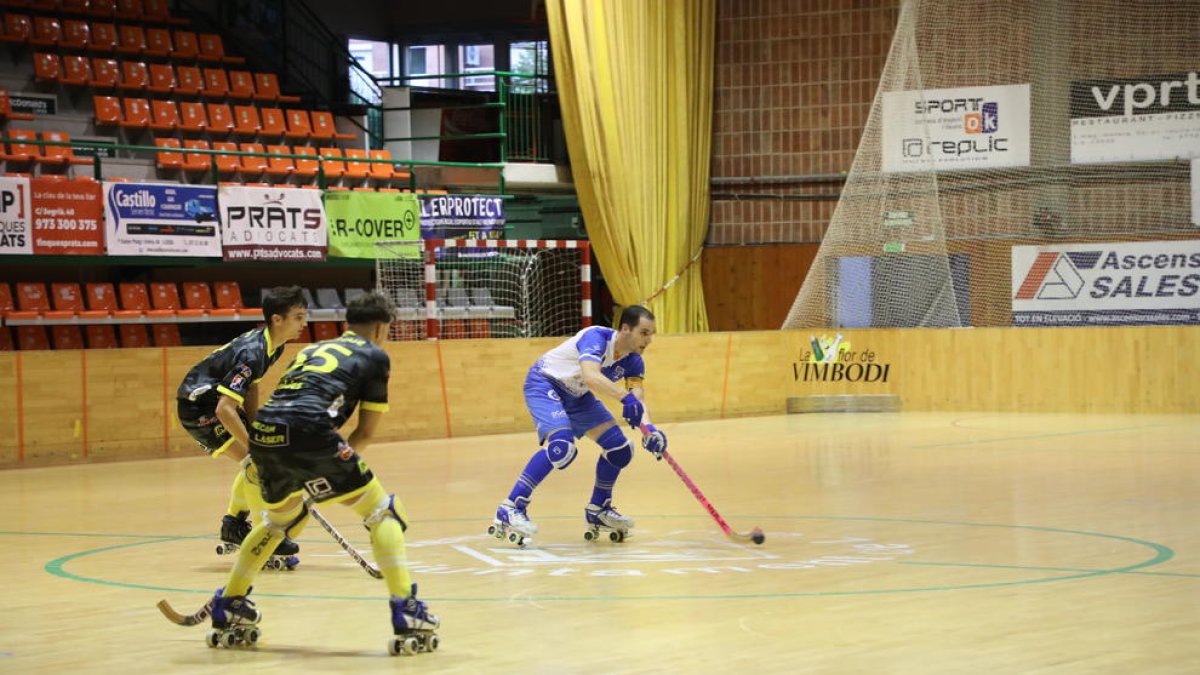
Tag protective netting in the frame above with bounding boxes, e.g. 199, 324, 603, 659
783, 0, 1200, 329
375, 240, 586, 339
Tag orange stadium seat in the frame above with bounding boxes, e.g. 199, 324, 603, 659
342, 149, 371, 181
16, 326, 50, 351
211, 141, 240, 174
317, 146, 346, 179
2, 129, 40, 163
0, 282, 13, 320
93, 95, 122, 125
369, 149, 409, 181
182, 140, 212, 173
61, 55, 92, 86
89, 22, 118, 52
232, 105, 261, 136
118, 283, 161, 319
265, 145, 294, 179
149, 99, 180, 132
116, 25, 146, 55
228, 70, 255, 99
118, 324, 150, 348
259, 108, 286, 138
172, 30, 199, 59
183, 282, 237, 318
0, 327, 13, 352
51, 325, 84, 350
312, 322, 339, 341
205, 103, 234, 134
91, 58, 119, 88
309, 110, 356, 142
85, 283, 136, 320
32, 52, 61, 83
178, 101, 208, 134
147, 63, 176, 94
292, 145, 318, 180
202, 68, 230, 98
115, 0, 144, 21
237, 142, 267, 176
61, 19, 90, 50
283, 109, 312, 140
198, 33, 243, 64
119, 98, 151, 128
144, 27, 172, 57
29, 16, 61, 47
176, 66, 203, 96
212, 282, 244, 313
49, 283, 88, 318
155, 137, 183, 170
118, 61, 149, 91
0, 14, 32, 44
150, 281, 196, 318
151, 323, 181, 346
41, 131, 91, 166
85, 325, 119, 349
89, 0, 117, 17
253, 72, 299, 103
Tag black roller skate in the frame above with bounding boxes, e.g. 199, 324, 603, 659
216, 513, 300, 570
206, 587, 261, 648
387, 584, 440, 656
584, 500, 634, 543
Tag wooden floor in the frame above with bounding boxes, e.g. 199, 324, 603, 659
3, 412, 1200, 674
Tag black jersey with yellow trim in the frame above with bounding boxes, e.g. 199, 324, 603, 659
177, 327, 285, 411
256, 331, 390, 429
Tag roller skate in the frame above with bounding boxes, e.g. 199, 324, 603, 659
387, 584, 441, 656
205, 587, 261, 648
488, 498, 537, 548
216, 514, 300, 570
584, 500, 634, 543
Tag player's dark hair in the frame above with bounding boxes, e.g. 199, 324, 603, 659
261, 286, 307, 321
346, 291, 396, 326
618, 305, 655, 330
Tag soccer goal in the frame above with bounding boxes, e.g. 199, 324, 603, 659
375, 239, 592, 340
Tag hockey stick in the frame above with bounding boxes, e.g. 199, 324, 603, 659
305, 500, 384, 579
642, 425, 765, 545
157, 598, 212, 626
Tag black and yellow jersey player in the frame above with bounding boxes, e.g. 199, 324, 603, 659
176, 286, 308, 564
204, 291, 440, 655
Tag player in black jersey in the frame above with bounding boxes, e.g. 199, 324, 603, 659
205, 291, 439, 655
176, 286, 308, 562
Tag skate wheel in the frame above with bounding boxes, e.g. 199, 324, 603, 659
487, 524, 497, 537
206, 631, 221, 648
245, 627, 260, 644
403, 636, 420, 655
388, 637, 403, 656
215, 544, 224, 555
221, 631, 238, 648
584, 530, 596, 542
427, 633, 440, 652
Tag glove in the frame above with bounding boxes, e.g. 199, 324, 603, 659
620, 392, 644, 429
641, 424, 667, 460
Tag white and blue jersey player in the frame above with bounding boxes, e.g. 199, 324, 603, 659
492, 305, 668, 545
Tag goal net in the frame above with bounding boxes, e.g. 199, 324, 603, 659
375, 239, 591, 340
782, 0, 1200, 329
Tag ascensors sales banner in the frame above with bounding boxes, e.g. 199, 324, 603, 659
1012, 240, 1200, 326
881, 83, 1031, 173
324, 190, 420, 258
219, 185, 327, 262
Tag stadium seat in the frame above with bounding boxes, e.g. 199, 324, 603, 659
312, 322, 338, 341
283, 109, 311, 140
0, 282, 13, 321
29, 16, 60, 47
176, 66, 203, 96
237, 142, 267, 176
265, 145, 295, 179
149, 281, 196, 318
116, 0, 145, 20
202, 68, 230, 98
182, 140, 212, 173
118, 324, 150, 347
48, 283, 89, 320
118, 61, 149, 91
41, 131, 91, 166
178, 101, 208, 133
318, 146, 346, 179
151, 323, 181, 346
61, 55, 92, 86
228, 71, 256, 99
211, 141, 240, 174
119, 98, 151, 129
85, 283, 136, 320
61, 19, 90, 50
212, 281, 244, 313
259, 107, 286, 138
149, 99, 180, 132
9, 282, 52, 321
309, 110, 356, 142
116, 25, 146, 55
88, 22, 118, 52
91, 58, 119, 88
0, 14, 31, 44
51, 325, 84, 350
369, 149, 409, 182
232, 105, 261, 136
147, 63, 176, 94
118, 282, 166, 320
93, 95, 122, 125
89, 0, 117, 17
33, 52, 61, 84
198, 33, 243, 64
292, 146, 319, 180
0, 327, 14, 351
1, 129, 40, 163
85, 325, 119, 349
16, 326, 50, 351
184, 281, 238, 318
145, 27, 172, 58
172, 30, 199, 60
205, 103, 235, 134
342, 149, 371, 181
254, 72, 300, 103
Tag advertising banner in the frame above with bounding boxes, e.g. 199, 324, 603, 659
219, 185, 327, 262
418, 194, 505, 239
881, 83, 1031, 173
1070, 71, 1200, 164
105, 182, 220, 257
325, 190, 420, 258
0, 176, 32, 254
30, 177, 104, 255
1012, 240, 1200, 326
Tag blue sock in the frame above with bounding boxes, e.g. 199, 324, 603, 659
590, 456, 619, 507
507, 449, 553, 505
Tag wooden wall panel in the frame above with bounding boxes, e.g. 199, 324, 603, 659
86, 350, 169, 461
724, 331, 791, 416
702, 244, 820, 331
20, 351, 84, 463
0, 354, 17, 464
643, 333, 730, 422
438, 337, 555, 437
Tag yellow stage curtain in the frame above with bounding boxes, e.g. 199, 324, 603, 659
547, 0, 714, 333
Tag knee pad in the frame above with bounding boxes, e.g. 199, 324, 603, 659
364, 494, 408, 533
262, 502, 308, 538
545, 430, 577, 470
596, 426, 632, 469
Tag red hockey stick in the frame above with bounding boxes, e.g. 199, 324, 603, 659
641, 425, 765, 545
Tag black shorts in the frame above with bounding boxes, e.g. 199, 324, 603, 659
177, 400, 248, 456
248, 418, 374, 505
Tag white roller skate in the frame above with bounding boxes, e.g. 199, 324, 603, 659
387, 584, 441, 656
584, 500, 634, 543
205, 587, 261, 648
487, 498, 537, 548
215, 514, 300, 570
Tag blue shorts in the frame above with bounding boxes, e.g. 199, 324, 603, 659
524, 369, 615, 443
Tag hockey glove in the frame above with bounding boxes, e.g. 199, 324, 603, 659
641, 424, 667, 461
620, 392, 645, 429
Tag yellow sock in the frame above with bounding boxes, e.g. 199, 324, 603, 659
224, 522, 280, 597
226, 468, 249, 518
368, 517, 414, 598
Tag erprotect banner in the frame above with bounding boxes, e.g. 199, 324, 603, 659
31, 177, 104, 255
1012, 240, 1200, 326
418, 194, 504, 239
324, 191, 420, 258
105, 182, 220, 257
0, 176, 32, 254
219, 185, 327, 262
881, 83, 1031, 173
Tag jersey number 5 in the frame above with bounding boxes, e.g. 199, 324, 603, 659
286, 343, 354, 375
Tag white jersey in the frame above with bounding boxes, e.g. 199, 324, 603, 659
531, 326, 645, 399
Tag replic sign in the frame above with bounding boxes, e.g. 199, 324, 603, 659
882, 84, 1031, 173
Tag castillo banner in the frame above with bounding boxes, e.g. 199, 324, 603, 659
219, 185, 328, 262
30, 177, 104, 255
0, 176, 32, 254
418, 194, 505, 239
105, 182, 221, 257
325, 190, 420, 258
